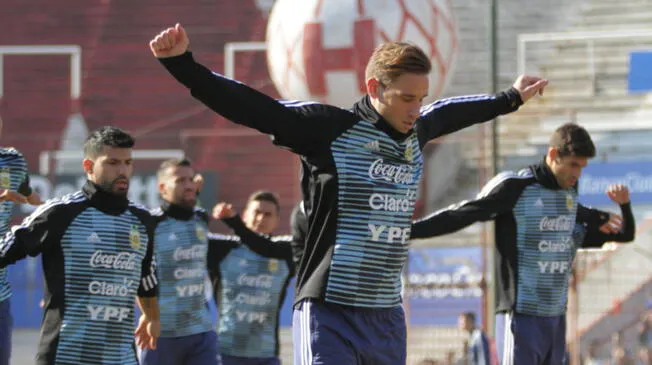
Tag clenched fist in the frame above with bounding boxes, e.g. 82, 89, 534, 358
149, 23, 189, 58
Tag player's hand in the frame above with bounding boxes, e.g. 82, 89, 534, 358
147, 319, 160, 350
607, 184, 630, 205
0, 189, 28, 204
212, 202, 236, 220
512, 75, 549, 102
193, 173, 204, 193
149, 23, 189, 58
135, 315, 158, 350
598, 213, 623, 234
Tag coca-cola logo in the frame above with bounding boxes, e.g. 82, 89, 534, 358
539, 215, 573, 232
173, 245, 206, 262
368, 159, 415, 185
90, 251, 137, 271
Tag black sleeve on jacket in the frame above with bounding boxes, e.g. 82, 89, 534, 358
206, 232, 240, 270
410, 171, 530, 238
131, 206, 160, 298
578, 202, 636, 248
290, 201, 308, 269
17, 174, 32, 197
416, 88, 523, 149
159, 52, 356, 156
221, 215, 294, 263
0, 200, 80, 267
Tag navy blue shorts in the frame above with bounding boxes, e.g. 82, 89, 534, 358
141, 330, 220, 365
221, 354, 280, 365
0, 299, 11, 365
496, 312, 566, 365
293, 299, 406, 365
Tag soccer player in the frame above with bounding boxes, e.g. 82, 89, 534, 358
459, 312, 491, 365
0, 115, 42, 365
0, 126, 159, 365
149, 23, 547, 364
208, 191, 293, 365
411, 123, 635, 365
139, 158, 220, 365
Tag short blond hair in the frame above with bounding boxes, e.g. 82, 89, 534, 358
365, 42, 431, 86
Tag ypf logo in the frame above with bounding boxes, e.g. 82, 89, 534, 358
266, 0, 459, 108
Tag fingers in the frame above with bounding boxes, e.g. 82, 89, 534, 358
599, 214, 623, 234
176, 23, 188, 43
149, 335, 157, 350
149, 26, 178, 52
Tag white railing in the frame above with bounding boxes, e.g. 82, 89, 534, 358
517, 29, 652, 93
0, 45, 82, 99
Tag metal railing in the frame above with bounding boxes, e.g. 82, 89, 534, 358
517, 29, 652, 94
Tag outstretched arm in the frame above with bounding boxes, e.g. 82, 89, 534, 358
212, 202, 293, 260
411, 171, 526, 239
417, 75, 548, 147
150, 24, 355, 156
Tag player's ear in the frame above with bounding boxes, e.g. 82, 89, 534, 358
82, 159, 94, 175
367, 78, 382, 99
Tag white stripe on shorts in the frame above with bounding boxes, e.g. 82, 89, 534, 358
503, 312, 515, 365
301, 301, 313, 365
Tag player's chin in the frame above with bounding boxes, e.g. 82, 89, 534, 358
112, 188, 129, 197
182, 198, 197, 207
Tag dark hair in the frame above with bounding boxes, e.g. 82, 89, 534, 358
549, 123, 596, 158
157, 158, 193, 181
460, 311, 476, 324
246, 190, 280, 213
83, 126, 135, 159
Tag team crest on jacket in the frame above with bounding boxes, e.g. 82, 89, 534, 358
129, 225, 141, 249
195, 223, 207, 243
404, 144, 413, 162
566, 194, 574, 211
268, 259, 279, 272
0, 167, 10, 189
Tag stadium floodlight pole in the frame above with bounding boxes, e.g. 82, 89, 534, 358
487, 0, 499, 342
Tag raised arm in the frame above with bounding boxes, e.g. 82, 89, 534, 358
150, 24, 355, 156
212, 202, 293, 261
410, 171, 527, 239
416, 76, 548, 147
578, 184, 635, 248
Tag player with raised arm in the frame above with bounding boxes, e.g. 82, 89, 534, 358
149, 23, 547, 364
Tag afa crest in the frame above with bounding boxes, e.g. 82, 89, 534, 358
268, 259, 279, 272
566, 194, 574, 211
404, 144, 414, 162
0, 168, 11, 189
129, 225, 141, 250
195, 223, 207, 243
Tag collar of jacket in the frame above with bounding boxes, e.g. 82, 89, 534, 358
529, 158, 578, 192
82, 180, 129, 215
160, 199, 195, 221
352, 95, 414, 142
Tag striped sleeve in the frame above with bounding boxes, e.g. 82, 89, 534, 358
410, 170, 531, 239
416, 88, 522, 148
0, 192, 85, 267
